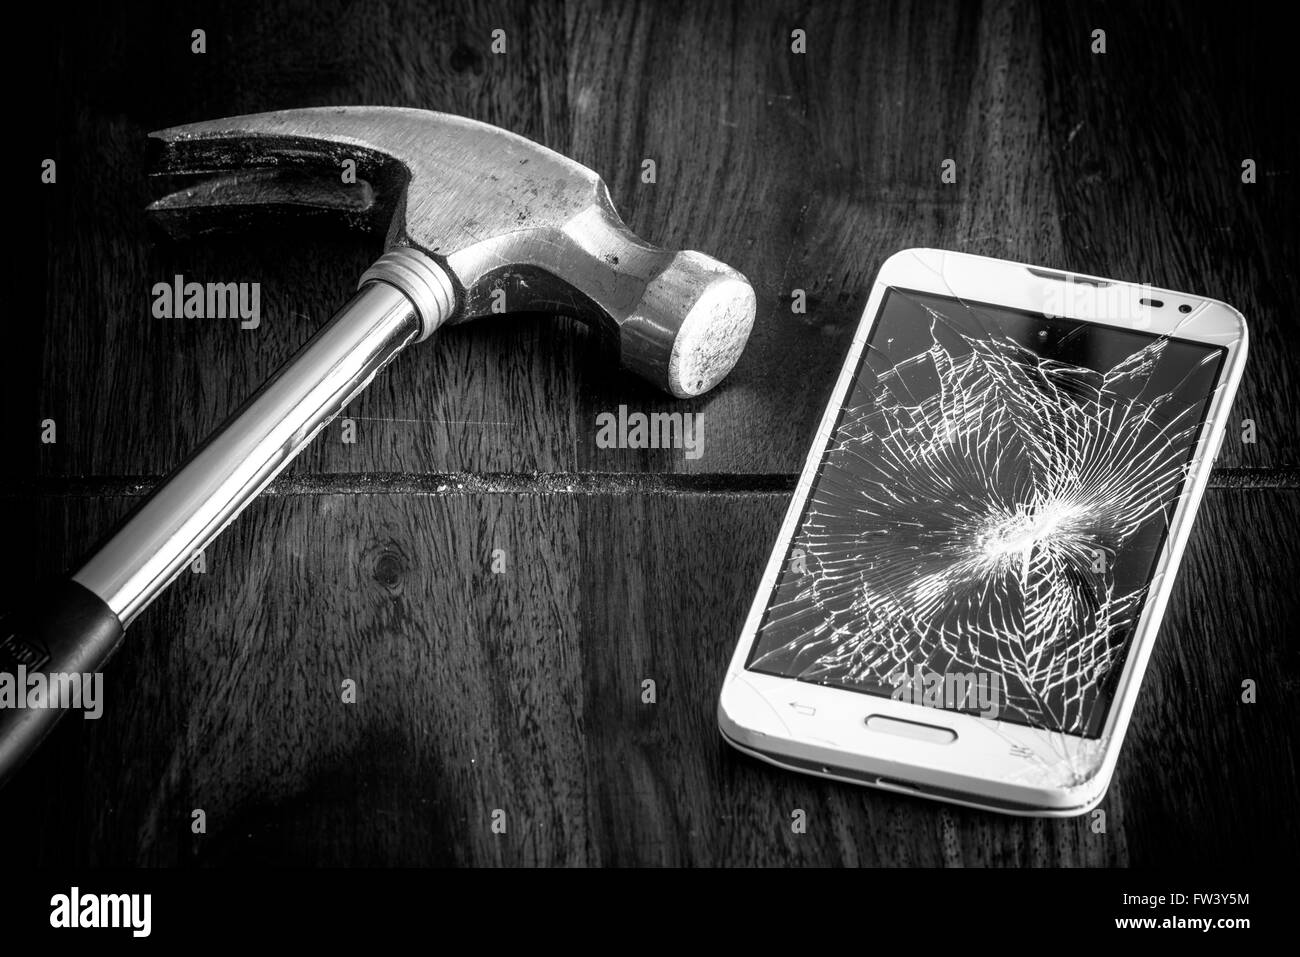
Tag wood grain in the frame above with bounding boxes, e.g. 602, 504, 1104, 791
2, 489, 1295, 865
1041, 1, 1300, 468
5, 0, 1297, 867
21, 0, 1296, 481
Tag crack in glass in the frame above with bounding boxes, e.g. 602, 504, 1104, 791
750, 275, 1223, 749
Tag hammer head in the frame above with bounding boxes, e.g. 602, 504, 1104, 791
149, 106, 755, 397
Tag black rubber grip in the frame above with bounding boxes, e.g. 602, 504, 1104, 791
0, 580, 124, 785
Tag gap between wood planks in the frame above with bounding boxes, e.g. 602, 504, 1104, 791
5, 467, 1299, 498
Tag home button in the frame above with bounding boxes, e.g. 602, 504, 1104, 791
865, 714, 958, 745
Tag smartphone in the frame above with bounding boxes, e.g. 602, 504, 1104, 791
718, 249, 1248, 816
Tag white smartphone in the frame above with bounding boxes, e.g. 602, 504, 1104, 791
718, 249, 1248, 816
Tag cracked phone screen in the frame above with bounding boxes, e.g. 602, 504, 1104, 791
748, 288, 1224, 738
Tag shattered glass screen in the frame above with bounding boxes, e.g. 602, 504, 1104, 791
748, 289, 1225, 738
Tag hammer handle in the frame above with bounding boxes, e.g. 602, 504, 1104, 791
1, 279, 426, 783
74, 280, 423, 625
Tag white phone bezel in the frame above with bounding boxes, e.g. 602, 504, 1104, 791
718, 248, 1249, 816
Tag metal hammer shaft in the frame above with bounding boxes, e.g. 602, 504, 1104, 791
3, 105, 758, 784
76, 282, 421, 625
0, 259, 450, 782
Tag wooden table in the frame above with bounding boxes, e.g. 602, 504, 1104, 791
5, 0, 1297, 866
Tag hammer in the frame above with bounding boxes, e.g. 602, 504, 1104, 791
0, 106, 756, 781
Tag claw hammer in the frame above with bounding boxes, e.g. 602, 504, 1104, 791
0, 107, 756, 781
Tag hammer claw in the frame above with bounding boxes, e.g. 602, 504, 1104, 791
148, 106, 757, 397
148, 107, 472, 180
0, 105, 761, 784
148, 169, 386, 240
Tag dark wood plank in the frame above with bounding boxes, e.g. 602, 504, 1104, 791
7, 0, 1296, 872
1040, 0, 1300, 468
21, 0, 1295, 482
3, 487, 1295, 865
